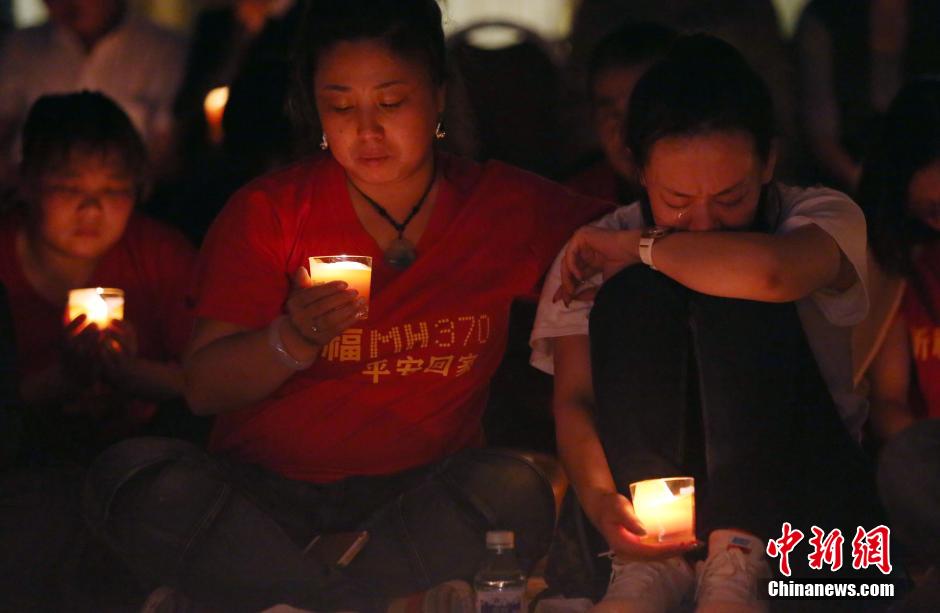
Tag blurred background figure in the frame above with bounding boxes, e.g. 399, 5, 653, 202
0, 0, 186, 185
566, 0, 803, 183
794, 0, 940, 193
853, 76, 940, 612
162, 0, 303, 243
564, 21, 676, 204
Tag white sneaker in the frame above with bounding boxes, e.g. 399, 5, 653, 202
590, 556, 694, 613
694, 530, 769, 613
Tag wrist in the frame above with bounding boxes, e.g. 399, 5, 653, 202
270, 316, 319, 369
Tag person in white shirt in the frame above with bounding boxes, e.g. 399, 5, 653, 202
0, 0, 186, 181
532, 34, 887, 612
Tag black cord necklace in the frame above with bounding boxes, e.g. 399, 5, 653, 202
348, 168, 436, 270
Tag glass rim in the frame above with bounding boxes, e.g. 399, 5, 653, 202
629, 476, 695, 491
68, 287, 125, 297
309, 255, 373, 264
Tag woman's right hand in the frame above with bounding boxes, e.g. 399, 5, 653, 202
284, 266, 365, 347
582, 489, 701, 561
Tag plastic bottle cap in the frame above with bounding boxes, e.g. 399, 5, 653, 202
486, 530, 514, 549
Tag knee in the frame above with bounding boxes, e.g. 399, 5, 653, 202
82, 437, 203, 532
877, 420, 940, 563
443, 449, 556, 565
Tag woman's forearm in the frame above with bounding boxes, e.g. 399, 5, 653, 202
555, 400, 619, 518
184, 319, 319, 415
650, 226, 846, 302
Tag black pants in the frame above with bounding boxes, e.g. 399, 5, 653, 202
82, 438, 555, 612
589, 266, 883, 563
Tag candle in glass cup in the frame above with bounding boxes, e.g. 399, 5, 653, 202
629, 477, 695, 544
308, 255, 372, 319
66, 287, 125, 328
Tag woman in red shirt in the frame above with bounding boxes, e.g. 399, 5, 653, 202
83, 1, 609, 611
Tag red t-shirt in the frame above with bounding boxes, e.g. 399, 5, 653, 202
901, 242, 940, 419
0, 214, 196, 436
194, 154, 611, 482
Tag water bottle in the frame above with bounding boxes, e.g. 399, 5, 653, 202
474, 530, 527, 613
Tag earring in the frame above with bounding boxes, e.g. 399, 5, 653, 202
319, 133, 329, 150
434, 121, 446, 140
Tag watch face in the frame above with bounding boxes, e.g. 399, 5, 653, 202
642, 225, 671, 239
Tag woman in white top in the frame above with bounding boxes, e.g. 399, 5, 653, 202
531, 35, 887, 612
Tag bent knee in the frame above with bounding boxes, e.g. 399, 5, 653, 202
83, 437, 204, 530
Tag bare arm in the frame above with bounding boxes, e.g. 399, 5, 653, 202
795, 13, 861, 190
552, 334, 699, 558
867, 314, 917, 440
183, 271, 362, 415
559, 224, 855, 305
182, 317, 318, 415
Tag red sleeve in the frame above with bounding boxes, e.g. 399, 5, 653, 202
192, 184, 292, 330
523, 171, 615, 277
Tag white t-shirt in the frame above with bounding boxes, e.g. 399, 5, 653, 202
0, 16, 186, 153
530, 184, 870, 438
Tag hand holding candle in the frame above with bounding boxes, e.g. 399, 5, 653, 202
629, 477, 696, 544
66, 287, 124, 329
308, 256, 372, 319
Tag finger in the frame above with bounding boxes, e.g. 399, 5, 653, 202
317, 298, 363, 330
290, 281, 349, 308
292, 289, 358, 320
613, 497, 647, 536
293, 266, 314, 289
572, 285, 599, 302
65, 314, 87, 335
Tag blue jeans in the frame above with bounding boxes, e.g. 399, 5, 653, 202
587, 266, 883, 566
83, 438, 555, 611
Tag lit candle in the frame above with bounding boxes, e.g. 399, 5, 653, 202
203, 86, 230, 145
630, 477, 695, 544
66, 287, 125, 328
309, 255, 373, 319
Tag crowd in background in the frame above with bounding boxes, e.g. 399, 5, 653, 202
0, 0, 938, 611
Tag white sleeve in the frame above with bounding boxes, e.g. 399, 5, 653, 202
777, 185, 869, 326
529, 204, 644, 374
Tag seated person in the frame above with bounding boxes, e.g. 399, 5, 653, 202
532, 35, 886, 612
855, 77, 940, 609
565, 22, 676, 205
81, 1, 610, 611
0, 91, 195, 463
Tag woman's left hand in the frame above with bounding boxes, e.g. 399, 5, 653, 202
555, 227, 640, 305
100, 319, 139, 381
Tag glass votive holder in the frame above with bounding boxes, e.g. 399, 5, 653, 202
308, 255, 372, 319
66, 287, 124, 328
629, 476, 696, 544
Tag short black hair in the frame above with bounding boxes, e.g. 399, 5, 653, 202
626, 34, 775, 169
857, 77, 940, 277
587, 22, 677, 100
20, 91, 148, 188
289, 0, 446, 142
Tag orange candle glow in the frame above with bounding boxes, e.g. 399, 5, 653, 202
66, 287, 124, 328
203, 86, 230, 145
630, 477, 696, 544
309, 255, 372, 319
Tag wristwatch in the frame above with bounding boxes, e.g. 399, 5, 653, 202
638, 226, 672, 270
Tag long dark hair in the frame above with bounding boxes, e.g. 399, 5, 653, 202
288, 0, 447, 150
857, 77, 940, 278
626, 34, 775, 169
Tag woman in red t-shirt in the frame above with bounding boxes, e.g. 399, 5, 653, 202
0, 92, 195, 461
83, 1, 609, 611
856, 77, 940, 600
857, 78, 940, 438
